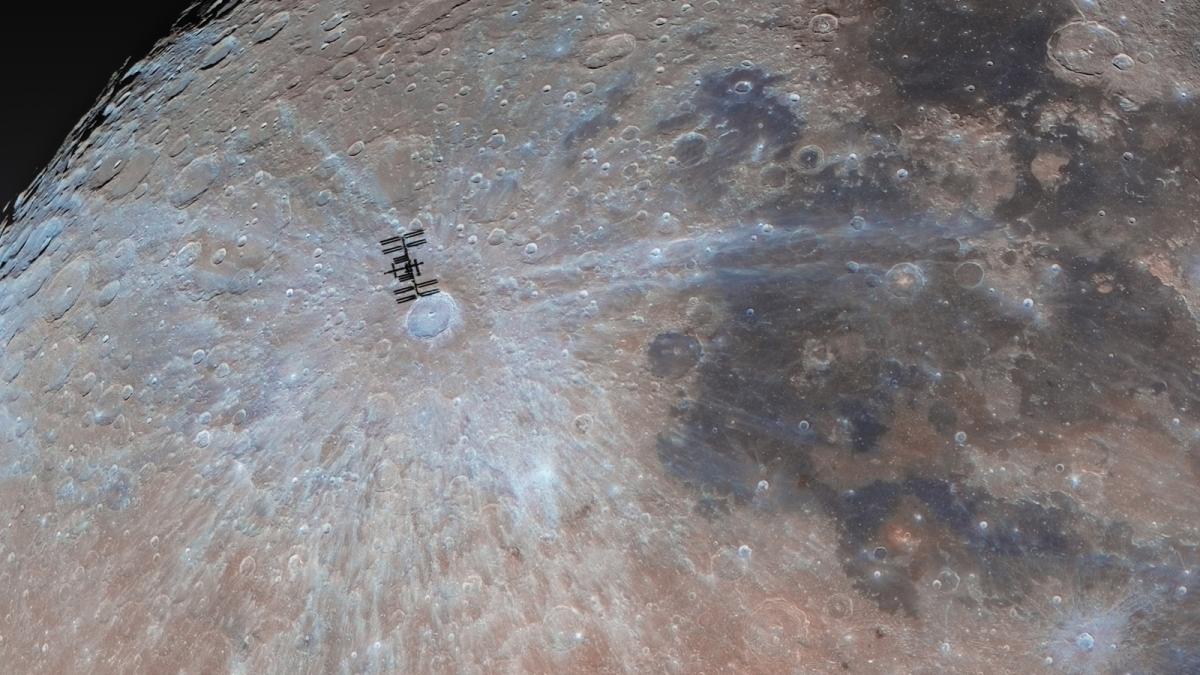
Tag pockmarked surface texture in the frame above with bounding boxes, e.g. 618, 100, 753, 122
2, 0, 1200, 672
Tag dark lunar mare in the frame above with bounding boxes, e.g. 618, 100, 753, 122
649, 62, 1200, 664
866, 0, 1076, 110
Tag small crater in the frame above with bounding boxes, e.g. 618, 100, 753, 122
1049, 22, 1122, 77
169, 155, 220, 208
810, 14, 839, 35
673, 132, 709, 168
797, 145, 825, 173
884, 262, 926, 299
406, 293, 460, 340
251, 11, 289, 43
953, 261, 984, 288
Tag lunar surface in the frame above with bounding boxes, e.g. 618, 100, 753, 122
2, 0, 1200, 672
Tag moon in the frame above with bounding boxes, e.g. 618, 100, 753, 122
1, 0, 1199, 672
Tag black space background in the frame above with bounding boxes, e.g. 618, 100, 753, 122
1, 3, 196, 210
